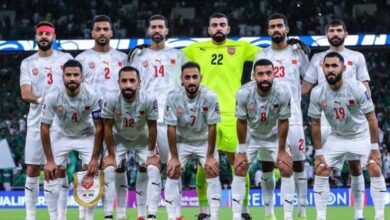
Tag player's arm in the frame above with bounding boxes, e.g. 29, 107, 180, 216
147, 119, 157, 152
21, 85, 44, 104
365, 110, 382, 168
301, 80, 315, 96
167, 124, 180, 178
103, 119, 115, 158
89, 99, 105, 174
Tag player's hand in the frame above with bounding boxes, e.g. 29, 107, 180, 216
367, 149, 382, 168
234, 152, 249, 177
314, 155, 328, 170
287, 38, 311, 55
146, 154, 162, 170
205, 156, 219, 178
44, 161, 58, 181
102, 154, 116, 169
167, 157, 181, 179
87, 158, 99, 176
276, 150, 293, 169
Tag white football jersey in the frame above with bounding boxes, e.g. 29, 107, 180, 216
164, 86, 220, 144
41, 85, 101, 137
101, 91, 159, 142
308, 78, 374, 139
130, 47, 188, 122
20, 50, 73, 132
76, 48, 128, 98
254, 45, 309, 125
236, 81, 291, 142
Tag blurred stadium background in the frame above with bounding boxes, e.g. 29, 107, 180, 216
0, 0, 389, 217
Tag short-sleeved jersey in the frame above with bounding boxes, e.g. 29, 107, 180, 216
76, 48, 128, 98
182, 39, 260, 116
129, 47, 187, 122
236, 81, 291, 142
20, 50, 73, 132
101, 91, 159, 142
41, 85, 101, 137
164, 86, 221, 144
308, 78, 374, 139
304, 48, 370, 85
254, 45, 309, 125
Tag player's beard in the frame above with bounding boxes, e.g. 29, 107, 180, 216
271, 32, 286, 44
152, 33, 165, 44
257, 80, 272, 93
96, 37, 109, 46
185, 84, 199, 98
121, 88, 136, 101
328, 36, 345, 47
325, 71, 343, 85
37, 39, 53, 51
211, 32, 227, 43
65, 81, 80, 91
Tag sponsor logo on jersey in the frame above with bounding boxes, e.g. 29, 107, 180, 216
276, 59, 283, 65
170, 59, 176, 64
89, 62, 95, 69
227, 46, 235, 55
322, 101, 328, 109
143, 60, 149, 68
248, 103, 256, 112
334, 100, 341, 105
291, 59, 297, 64
57, 105, 64, 113
347, 60, 353, 66
176, 106, 184, 116
32, 68, 39, 75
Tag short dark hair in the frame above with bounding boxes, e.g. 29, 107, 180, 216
36, 21, 55, 29
209, 13, 229, 24
253, 59, 274, 71
267, 13, 288, 27
149, 14, 168, 27
118, 66, 140, 80
323, 51, 344, 64
92, 15, 112, 28
325, 18, 347, 32
182, 61, 201, 73
63, 59, 83, 73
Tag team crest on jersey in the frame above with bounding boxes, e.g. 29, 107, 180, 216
348, 99, 356, 105
273, 103, 280, 109
227, 46, 235, 55
347, 60, 353, 66
57, 105, 64, 113
176, 106, 184, 116
32, 68, 39, 76
89, 62, 95, 69
170, 59, 176, 64
143, 60, 149, 68
291, 59, 297, 64
202, 106, 209, 112
248, 103, 256, 112
118, 61, 123, 67
321, 101, 328, 109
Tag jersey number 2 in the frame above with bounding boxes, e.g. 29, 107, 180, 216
104, 67, 110, 79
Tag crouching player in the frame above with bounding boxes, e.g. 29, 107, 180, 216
164, 62, 222, 220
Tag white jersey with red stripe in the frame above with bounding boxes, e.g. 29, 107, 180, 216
76, 48, 128, 98
129, 47, 188, 122
254, 45, 309, 125
20, 50, 73, 132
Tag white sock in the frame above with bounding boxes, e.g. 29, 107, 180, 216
294, 171, 307, 217
103, 166, 116, 217
25, 176, 39, 220
261, 171, 275, 217
165, 178, 180, 219
57, 176, 68, 220
176, 178, 182, 217
147, 165, 162, 216
351, 175, 364, 219
115, 172, 128, 218
370, 176, 386, 218
281, 176, 295, 219
206, 177, 221, 220
314, 175, 329, 219
85, 206, 96, 220
231, 176, 245, 220
44, 179, 59, 220
136, 171, 148, 217
79, 206, 86, 219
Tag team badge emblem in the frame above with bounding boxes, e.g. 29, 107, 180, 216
32, 68, 39, 76
202, 106, 209, 112
143, 60, 149, 68
73, 171, 104, 208
89, 62, 95, 69
118, 61, 123, 67
227, 46, 235, 55
170, 59, 176, 64
176, 106, 184, 116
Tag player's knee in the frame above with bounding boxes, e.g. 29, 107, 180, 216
115, 159, 126, 173
234, 163, 249, 177
167, 170, 180, 179
348, 160, 362, 176
367, 163, 382, 177
26, 165, 41, 177
278, 163, 293, 178
204, 165, 219, 179
139, 164, 147, 173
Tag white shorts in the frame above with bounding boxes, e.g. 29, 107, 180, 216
247, 138, 278, 163
115, 136, 149, 166
321, 125, 332, 146
323, 134, 370, 170
51, 132, 94, 167
169, 141, 219, 169
25, 130, 45, 165
157, 123, 169, 163
287, 125, 306, 161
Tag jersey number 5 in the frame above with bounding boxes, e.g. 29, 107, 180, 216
211, 54, 223, 65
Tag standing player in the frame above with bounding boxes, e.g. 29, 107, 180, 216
40, 59, 104, 220
254, 13, 309, 219
232, 59, 294, 220
101, 66, 162, 220
76, 15, 128, 220
301, 19, 371, 219
129, 15, 187, 219
20, 21, 72, 220
164, 62, 221, 220
308, 52, 386, 220
182, 13, 260, 219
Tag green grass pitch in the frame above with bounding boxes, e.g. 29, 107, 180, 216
0, 207, 388, 220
